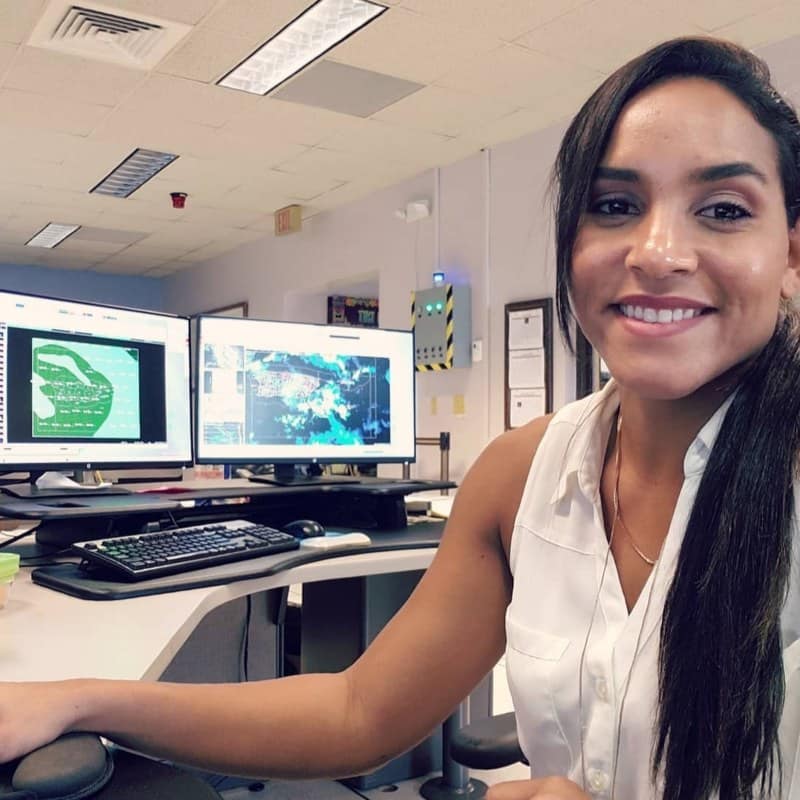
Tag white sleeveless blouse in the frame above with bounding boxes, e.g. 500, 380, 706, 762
505, 381, 800, 799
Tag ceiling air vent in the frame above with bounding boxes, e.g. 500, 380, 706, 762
28, 0, 191, 69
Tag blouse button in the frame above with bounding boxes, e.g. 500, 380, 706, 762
588, 769, 609, 793
595, 678, 609, 701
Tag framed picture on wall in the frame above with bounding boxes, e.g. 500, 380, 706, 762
504, 298, 553, 430
327, 295, 379, 327
575, 328, 610, 398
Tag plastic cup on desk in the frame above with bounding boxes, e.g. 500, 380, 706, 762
0, 552, 20, 609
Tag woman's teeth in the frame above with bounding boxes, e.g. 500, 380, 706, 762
619, 305, 704, 324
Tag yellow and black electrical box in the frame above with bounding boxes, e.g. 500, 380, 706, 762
411, 284, 471, 371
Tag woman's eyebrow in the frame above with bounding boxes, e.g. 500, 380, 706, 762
593, 162, 769, 187
688, 162, 768, 184
594, 166, 638, 183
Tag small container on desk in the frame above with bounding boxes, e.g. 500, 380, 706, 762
0, 552, 20, 609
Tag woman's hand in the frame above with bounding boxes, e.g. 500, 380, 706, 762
486, 777, 590, 800
0, 681, 86, 764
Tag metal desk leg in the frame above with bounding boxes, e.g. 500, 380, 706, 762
420, 701, 488, 799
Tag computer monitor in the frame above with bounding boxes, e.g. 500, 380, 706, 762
0, 290, 192, 496
195, 316, 415, 485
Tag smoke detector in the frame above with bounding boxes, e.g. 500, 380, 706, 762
28, 1, 191, 69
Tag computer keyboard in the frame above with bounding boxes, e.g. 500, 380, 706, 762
73, 520, 300, 581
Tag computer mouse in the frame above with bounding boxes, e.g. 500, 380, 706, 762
283, 518, 326, 538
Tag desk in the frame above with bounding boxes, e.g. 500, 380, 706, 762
4, 540, 438, 683
2, 524, 462, 791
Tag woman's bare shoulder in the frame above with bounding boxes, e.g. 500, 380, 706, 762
459, 414, 554, 550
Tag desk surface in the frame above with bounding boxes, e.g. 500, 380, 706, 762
3, 530, 442, 684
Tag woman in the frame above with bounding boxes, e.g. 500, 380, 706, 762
1, 37, 799, 800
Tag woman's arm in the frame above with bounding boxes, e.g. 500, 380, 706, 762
0, 421, 548, 779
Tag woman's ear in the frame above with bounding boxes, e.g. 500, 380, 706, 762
781, 223, 800, 299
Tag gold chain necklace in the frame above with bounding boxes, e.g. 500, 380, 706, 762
613, 422, 657, 567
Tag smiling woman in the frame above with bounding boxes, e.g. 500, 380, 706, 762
545, 37, 800, 799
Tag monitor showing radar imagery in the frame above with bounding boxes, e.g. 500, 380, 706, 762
195, 316, 415, 469
0, 290, 191, 470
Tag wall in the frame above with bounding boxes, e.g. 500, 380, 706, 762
164, 121, 575, 482
0, 263, 164, 310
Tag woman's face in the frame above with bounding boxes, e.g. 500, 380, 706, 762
571, 77, 800, 400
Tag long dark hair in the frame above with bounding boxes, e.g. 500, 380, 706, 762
551, 38, 800, 798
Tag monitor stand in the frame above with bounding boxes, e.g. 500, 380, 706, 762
0, 470, 131, 499
248, 463, 361, 487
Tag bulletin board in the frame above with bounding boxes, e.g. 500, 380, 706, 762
504, 298, 553, 430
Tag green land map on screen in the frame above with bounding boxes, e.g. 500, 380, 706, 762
31, 339, 141, 439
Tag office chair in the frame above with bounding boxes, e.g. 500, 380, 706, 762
419, 711, 527, 800
0, 733, 222, 800
450, 711, 526, 771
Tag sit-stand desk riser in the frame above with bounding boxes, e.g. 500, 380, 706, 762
0, 477, 454, 550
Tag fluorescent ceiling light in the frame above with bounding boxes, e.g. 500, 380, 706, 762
90, 148, 179, 198
217, 0, 387, 96
26, 223, 80, 248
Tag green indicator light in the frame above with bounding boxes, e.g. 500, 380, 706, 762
425, 304, 433, 312
435, 302, 443, 311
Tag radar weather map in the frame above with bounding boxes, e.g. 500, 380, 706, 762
202, 345, 391, 447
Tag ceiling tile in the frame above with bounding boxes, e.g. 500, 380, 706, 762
435, 44, 602, 108
57, 238, 128, 256
0, 41, 18, 76
372, 85, 518, 138
113, 73, 259, 129
223, 97, 367, 147
0, 0, 46, 45
638, 0, 786, 33
201, 0, 310, 38
319, 119, 452, 161
155, 26, 263, 83
398, 0, 593, 41
220, 169, 347, 207
177, 228, 263, 259
4, 47, 144, 107
277, 146, 406, 183
715, 2, 800, 47
514, 0, 704, 73
0, 88, 113, 135
89, 114, 231, 161
160, 203, 268, 229
273, 61, 423, 118
756, 35, 800, 99
326, 7, 501, 84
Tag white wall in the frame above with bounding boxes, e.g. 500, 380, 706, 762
164, 120, 575, 482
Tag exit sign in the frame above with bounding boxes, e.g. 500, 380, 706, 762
274, 204, 302, 236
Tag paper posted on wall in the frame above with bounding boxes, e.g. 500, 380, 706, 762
508, 349, 545, 389
510, 388, 546, 428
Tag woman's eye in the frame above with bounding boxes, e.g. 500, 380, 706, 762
697, 202, 752, 222
590, 197, 639, 217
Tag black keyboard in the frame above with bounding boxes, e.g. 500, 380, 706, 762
73, 520, 300, 581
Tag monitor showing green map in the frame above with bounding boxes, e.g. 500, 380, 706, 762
0, 290, 191, 469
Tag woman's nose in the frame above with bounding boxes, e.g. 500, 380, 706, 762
624, 207, 698, 278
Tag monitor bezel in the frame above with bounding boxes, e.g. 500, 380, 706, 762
0, 289, 193, 472
193, 315, 416, 465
